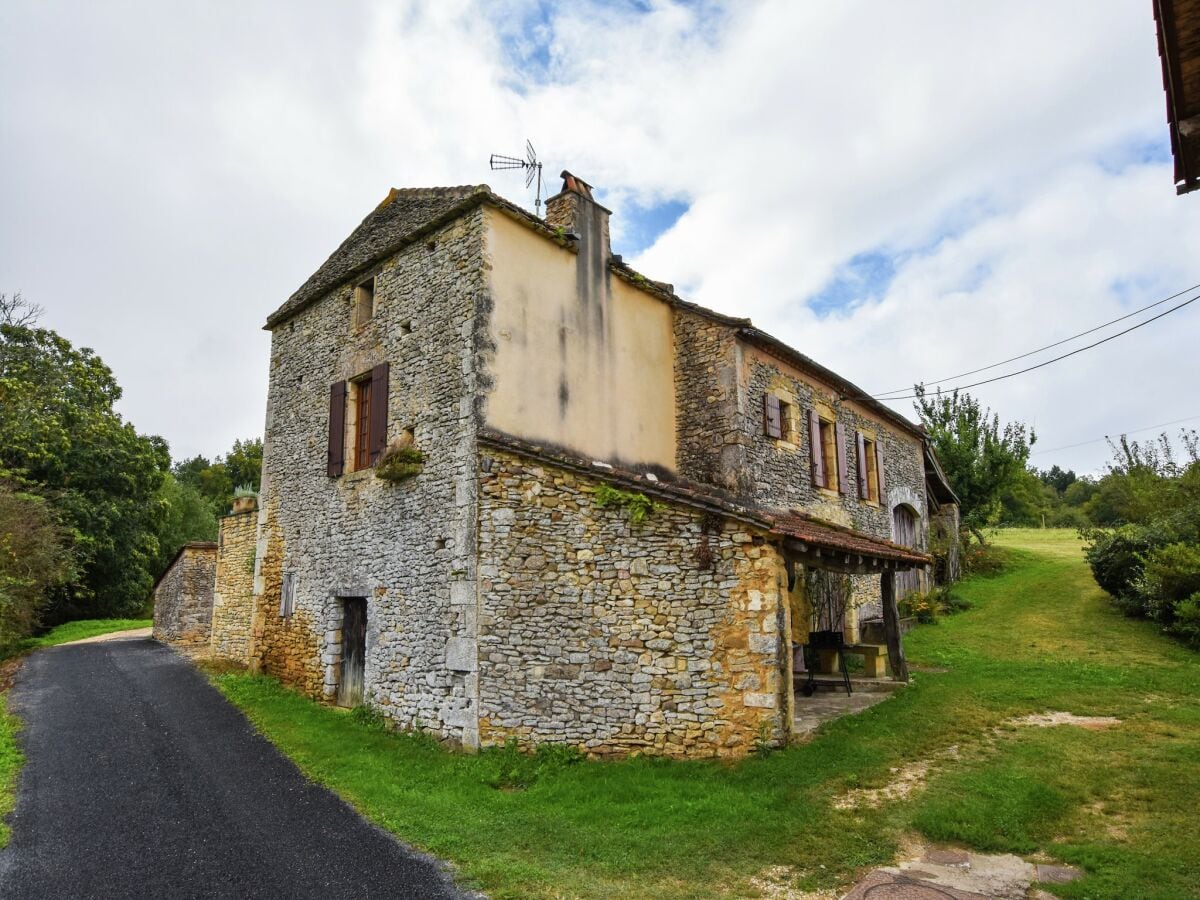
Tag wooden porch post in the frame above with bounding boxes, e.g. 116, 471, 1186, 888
881, 570, 909, 683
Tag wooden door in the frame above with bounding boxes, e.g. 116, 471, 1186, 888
337, 598, 367, 708
892, 506, 921, 600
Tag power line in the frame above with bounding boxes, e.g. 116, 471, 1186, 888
873, 280, 1200, 399
868, 292, 1199, 403
1029, 414, 1200, 457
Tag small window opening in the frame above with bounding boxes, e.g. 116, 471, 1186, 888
400, 320, 412, 335
778, 399, 795, 442
863, 437, 880, 502
354, 278, 376, 327
434, 537, 448, 550
353, 375, 373, 471
818, 418, 838, 491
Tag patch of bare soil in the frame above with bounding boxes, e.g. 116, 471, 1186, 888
833, 746, 960, 810
745, 865, 836, 900
1007, 711, 1121, 730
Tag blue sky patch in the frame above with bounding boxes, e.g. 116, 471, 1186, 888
611, 197, 689, 257
806, 250, 898, 316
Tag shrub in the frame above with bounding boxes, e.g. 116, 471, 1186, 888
961, 540, 1007, 577
1168, 593, 1200, 649
1134, 542, 1200, 626
1082, 525, 1165, 608
901, 592, 938, 624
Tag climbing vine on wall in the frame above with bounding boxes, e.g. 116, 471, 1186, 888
593, 484, 659, 524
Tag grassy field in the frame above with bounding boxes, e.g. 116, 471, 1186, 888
205, 531, 1199, 897
0, 617, 152, 848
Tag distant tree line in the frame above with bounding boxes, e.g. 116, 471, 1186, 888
914, 383, 1200, 649
0, 293, 260, 650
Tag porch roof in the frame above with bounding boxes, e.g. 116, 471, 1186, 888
769, 512, 930, 571
479, 428, 931, 572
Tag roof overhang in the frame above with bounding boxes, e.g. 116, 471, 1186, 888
1154, 0, 1200, 194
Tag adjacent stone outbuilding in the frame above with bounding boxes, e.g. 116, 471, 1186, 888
151, 542, 218, 654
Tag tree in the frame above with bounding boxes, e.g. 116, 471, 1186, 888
151, 472, 218, 575
174, 438, 263, 518
1039, 465, 1077, 494
0, 322, 169, 621
913, 386, 1035, 539
0, 292, 43, 328
0, 481, 74, 649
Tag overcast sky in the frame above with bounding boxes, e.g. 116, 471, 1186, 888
2, 1, 1197, 475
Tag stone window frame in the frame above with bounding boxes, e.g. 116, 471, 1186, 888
765, 387, 801, 449
345, 371, 374, 473
812, 400, 840, 496
858, 428, 882, 507
352, 276, 376, 329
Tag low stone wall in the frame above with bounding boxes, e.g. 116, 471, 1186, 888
211, 509, 257, 662
477, 448, 789, 757
152, 543, 217, 654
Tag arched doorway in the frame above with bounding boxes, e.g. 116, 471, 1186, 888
892, 505, 921, 600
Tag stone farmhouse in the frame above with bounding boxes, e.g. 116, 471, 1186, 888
157, 173, 958, 757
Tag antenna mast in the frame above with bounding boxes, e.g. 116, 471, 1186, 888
489, 140, 544, 214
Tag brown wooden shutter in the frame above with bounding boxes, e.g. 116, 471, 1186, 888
856, 431, 869, 498
369, 362, 389, 464
835, 422, 849, 495
763, 393, 782, 439
808, 409, 824, 487
327, 380, 346, 477
876, 441, 887, 501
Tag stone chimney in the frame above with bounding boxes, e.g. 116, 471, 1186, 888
544, 170, 612, 264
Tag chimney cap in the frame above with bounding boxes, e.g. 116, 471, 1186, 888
559, 170, 594, 200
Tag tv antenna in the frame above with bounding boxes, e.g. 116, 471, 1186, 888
489, 140, 544, 214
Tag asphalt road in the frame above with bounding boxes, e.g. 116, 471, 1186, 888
0, 637, 468, 899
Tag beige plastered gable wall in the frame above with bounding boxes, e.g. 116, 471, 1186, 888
480, 206, 678, 471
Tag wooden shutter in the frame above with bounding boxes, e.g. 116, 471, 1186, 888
856, 431, 869, 498
368, 362, 389, 464
835, 422, 849, 495
327, 380, 346, 477
763, 393, 782, 439
876, 441, 887, 501
808, 409, 824, 487
279, 572, 294, 618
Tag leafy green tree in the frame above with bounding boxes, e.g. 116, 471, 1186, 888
1039, 465, 1077, 494
152, 473, 218, 575
913, 386, 1035, 538
0, 322, 169, 621
0, 481, 75, 649
174, 438, 262, 518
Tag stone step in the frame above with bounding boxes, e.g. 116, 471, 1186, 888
798, 673, 907, 693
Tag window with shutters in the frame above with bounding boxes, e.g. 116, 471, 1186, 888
353, 277, 376, 328
763, 392, 796, 443
807, 407, 846, 494
329, 364, 388, 477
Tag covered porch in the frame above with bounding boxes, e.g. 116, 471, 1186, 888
768, 512, 931, 738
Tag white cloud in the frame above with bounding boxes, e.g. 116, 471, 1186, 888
0, 0, 1190, 474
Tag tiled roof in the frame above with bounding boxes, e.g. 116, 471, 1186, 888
479, 429, 928, 568
769, 512, 930, 566
266, 185, 490, 328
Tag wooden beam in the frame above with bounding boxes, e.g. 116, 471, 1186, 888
881, 570, 909, 683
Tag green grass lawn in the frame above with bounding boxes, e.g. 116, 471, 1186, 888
205, 532, 1197, 897
0, 617, 152, 848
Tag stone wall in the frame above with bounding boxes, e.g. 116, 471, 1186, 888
253, 208, 488, 745
211, 509, 257, 662
476, 447, 789, 758
152, 544, 217, 653
673, 309, 744, 492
